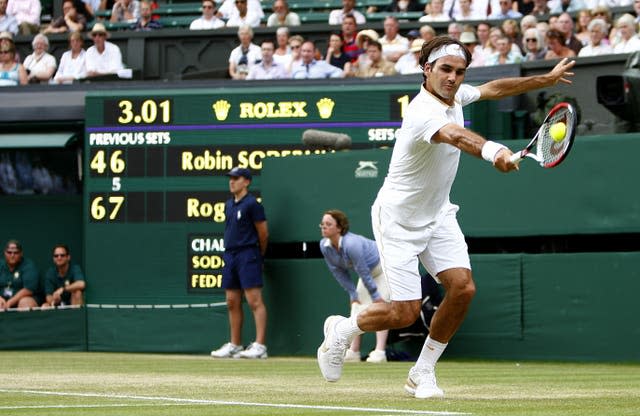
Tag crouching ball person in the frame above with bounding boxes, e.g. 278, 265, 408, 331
319, 209, 390, 363
211, 167, 269, 359
317, 35, 576, 397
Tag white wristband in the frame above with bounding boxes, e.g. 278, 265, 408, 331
481, 141, 507, 163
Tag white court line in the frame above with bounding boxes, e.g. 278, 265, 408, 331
0, 403, 211, 410
0, 388, 471, 415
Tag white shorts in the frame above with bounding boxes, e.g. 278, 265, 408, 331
350, 263, 391, 316
371, 201, 471, 301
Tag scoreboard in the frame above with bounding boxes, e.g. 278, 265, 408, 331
83, 84, 417, 303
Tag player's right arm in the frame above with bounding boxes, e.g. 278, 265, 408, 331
432, 123, 517, 172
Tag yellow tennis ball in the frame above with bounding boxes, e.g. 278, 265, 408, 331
549, 122, 566, 142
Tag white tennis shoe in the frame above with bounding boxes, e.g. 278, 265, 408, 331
317, 315, 350, 382
237, 342, 268, 359
365, 349, 387, 363
404, 365, 444, 399
210, 342, 243, 358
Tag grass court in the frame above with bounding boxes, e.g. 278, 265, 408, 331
1, 351, 639, 415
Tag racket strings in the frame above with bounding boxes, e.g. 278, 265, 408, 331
538, 108, 575, 166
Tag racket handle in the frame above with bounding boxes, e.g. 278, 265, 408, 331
509, 152, 523, 163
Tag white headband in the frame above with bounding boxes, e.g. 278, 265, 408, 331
427, 44, 467, 64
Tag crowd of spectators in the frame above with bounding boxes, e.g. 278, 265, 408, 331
0, 0, 639, 84
220, 0, 640, 80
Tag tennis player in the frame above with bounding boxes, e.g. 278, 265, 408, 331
317, 35, 576, 398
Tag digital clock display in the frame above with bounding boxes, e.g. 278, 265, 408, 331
103, 98, 173, 125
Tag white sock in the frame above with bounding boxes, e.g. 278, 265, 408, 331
416, 335, 447, 369
336, 314, 364, 341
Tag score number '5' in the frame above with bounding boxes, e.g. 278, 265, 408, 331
90, 149, 125, 191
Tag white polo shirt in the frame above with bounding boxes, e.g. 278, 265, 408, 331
85, 41, 124, 75
375, 83, 480, 227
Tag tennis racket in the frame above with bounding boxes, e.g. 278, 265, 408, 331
509, 102, 577, 168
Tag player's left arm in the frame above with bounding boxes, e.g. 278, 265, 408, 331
478, 57, 575, 100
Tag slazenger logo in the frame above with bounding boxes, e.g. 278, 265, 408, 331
355, 161, 378, 178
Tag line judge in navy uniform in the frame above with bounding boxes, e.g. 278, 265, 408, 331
211, 167, 270, 359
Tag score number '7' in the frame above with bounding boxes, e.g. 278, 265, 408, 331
90, 195, 125, 221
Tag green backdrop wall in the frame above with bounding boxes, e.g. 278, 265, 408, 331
1, 86, 639, 361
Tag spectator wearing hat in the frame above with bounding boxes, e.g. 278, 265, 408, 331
23, 33, 57, 83
406, 29, 420, 43
85, 23, 125, 77
395, 38, 423, 74
353, 28, 378, 70
355, 40, 396, 78
380, 16, 409, 63
6, 0, 40, 35
190, 0, 225, 30
0, 0, 18, 35
0, 30, 16, 55
0, 30, 18, 62
460, 30, 485, 67
0, 240, 42, 309
329, 0, 366, 25
210, 167, 269, 360
267, 0, 300, 27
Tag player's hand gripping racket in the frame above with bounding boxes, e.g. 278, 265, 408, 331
509, 102, 577, 168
